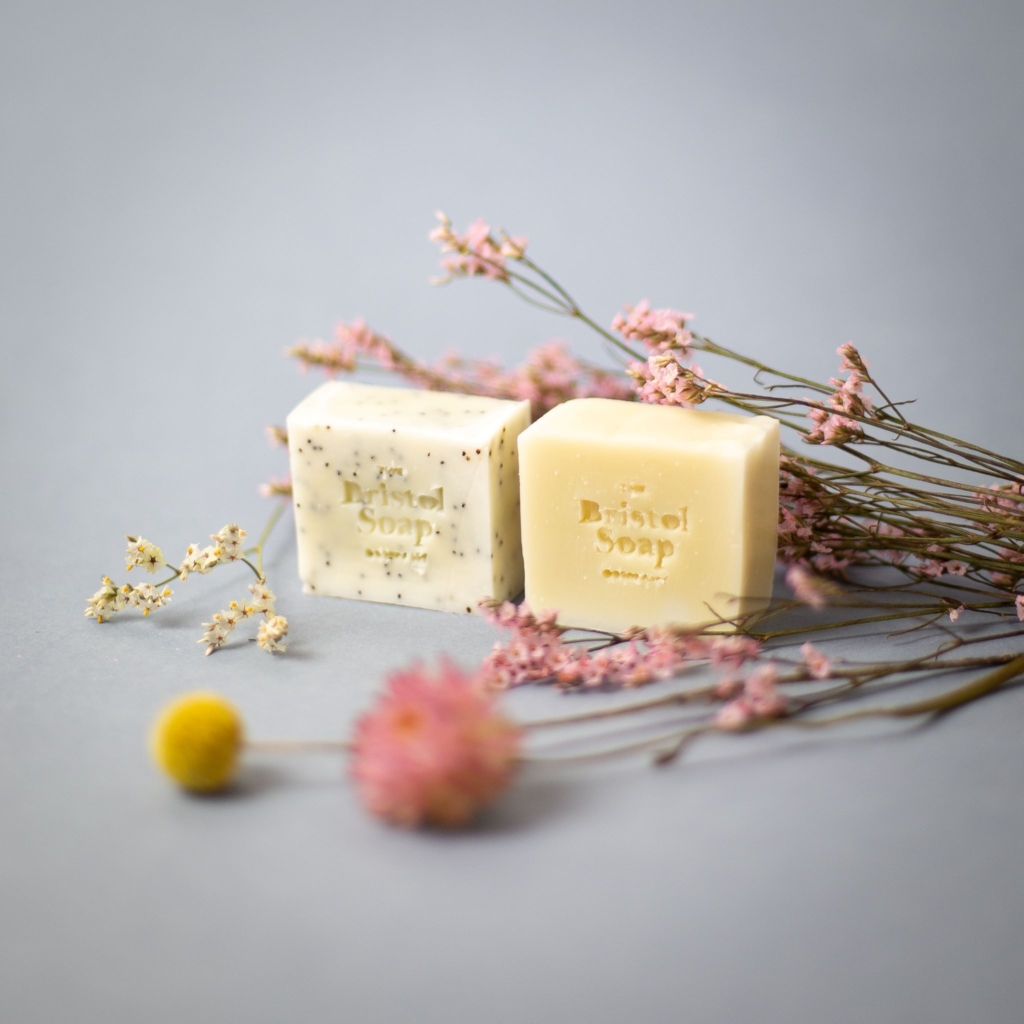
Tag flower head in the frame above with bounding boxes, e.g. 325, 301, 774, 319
179, 543, 220, 579
257, 615, 289, 653
124, 536, 166, 574
800, 642, 832, 679
612, 300, 693, 355
429, 212, 521, 283
265, 425, 289, 448
211, 523, 246, 562
126, 583, 172, 616
150, 692, 243, 792
260, 475, 293, 499
247, 581, 277, 616
198, 607, 241, 655
1016, 594, 1024, 622
84, 576, 128, 622
629, 354, 723, 407
786, 565, 834, 609
351, 660, 521, 827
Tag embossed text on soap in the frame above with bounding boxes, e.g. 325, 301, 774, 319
577, 495, 688, 570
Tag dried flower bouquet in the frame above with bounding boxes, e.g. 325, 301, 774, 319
270, 214, 1024, 770
99, 213, 1024, 826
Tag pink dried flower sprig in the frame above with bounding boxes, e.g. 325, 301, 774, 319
288, 321, 630, 420
612, 299, 694, 355
429, 212, 528, 284
628, 353, 725, 407
478, 600, 762, 692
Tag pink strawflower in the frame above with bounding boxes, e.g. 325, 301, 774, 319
351, 661, 521, 828
800, 642, 832, 679
612, 300, 693, 354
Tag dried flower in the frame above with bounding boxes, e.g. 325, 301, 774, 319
198, 606, 242, 655
800, 642, 832, 679
786, 565, 833, 609
716, 664, 787, 729
178, 543, 220, 579
266, 425, 289, 448
257, 615, 289, 653
84, 576, 128, 622
260, 474, 293, 498
429, 212, 518, 283
126, 583, 173, 616
124, 536, 166, 574
1016, 594, 1024, 622
629, 354, 723, 407
247, 581, 277, 615
351, 660, 521, 827
211, 523, 246, 562
612, 300, 693, 354
150, 692, 243, 792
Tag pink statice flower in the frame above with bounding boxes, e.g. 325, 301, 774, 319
804, 406, 863, 445
948, 604, 965, 623
436, 340, 633, 418
429, 212, 521, 283
612, 300, 693, 355
260, 474, 292, 498
629, 354, 723, 407
287, 318, 395, 376
786, 564, 832, 609
265, 425, 289, 448
351, 660, 521, 828
715, 664, 788, 730
478, 601, 570, 688
289, 317, 631, 420
800, 642, 832, 679
836, 342, 868, 374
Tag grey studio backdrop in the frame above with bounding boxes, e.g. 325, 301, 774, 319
2, 2, 1023, 1022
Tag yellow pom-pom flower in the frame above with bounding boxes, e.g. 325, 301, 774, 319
151, 693, 243, 792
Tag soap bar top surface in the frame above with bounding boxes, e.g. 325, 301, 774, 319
289, 380, 526, 437
518, 398, 780, 634
287, 381, 530, 615
531, 397, 776, 449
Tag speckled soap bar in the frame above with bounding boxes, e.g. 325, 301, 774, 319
286, 381, 531, 614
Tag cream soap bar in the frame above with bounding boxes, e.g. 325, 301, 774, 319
287, 381, 530, 614
518, 398, 779, 633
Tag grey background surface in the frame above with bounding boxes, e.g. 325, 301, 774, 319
2, 1, 1023, 1022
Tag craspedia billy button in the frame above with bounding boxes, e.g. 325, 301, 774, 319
151, 692, 243, 792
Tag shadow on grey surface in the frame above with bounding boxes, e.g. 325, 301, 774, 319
465, 772, 598, 835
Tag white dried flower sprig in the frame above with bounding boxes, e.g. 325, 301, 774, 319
198, 582, 287, 656
86, 504, 289, 657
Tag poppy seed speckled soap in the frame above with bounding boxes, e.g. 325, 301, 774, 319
286, 381, 531, 614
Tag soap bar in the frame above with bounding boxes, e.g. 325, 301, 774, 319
518, 398, 779, 633
287, 381, 530, 614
